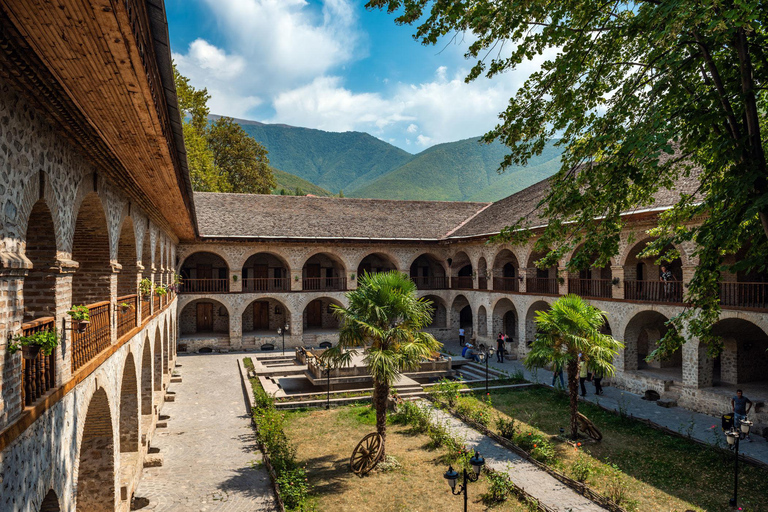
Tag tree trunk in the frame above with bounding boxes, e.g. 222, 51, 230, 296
567, 359, 580, 440
374, 380, 390, 458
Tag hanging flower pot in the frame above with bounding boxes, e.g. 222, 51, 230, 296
73, 319, 90, 333
21, 344, 41, 360
67, 305, 90, 333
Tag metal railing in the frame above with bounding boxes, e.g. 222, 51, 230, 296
302, 276, 347, 291
71, 301, 111, 372
451, 276, 474, 290
493, 277, 520, 292
242, 277, 290, 292
116, 294, 138, 339
719, 281, 768, 309
411, 276, 449, 290
624, 280, 683, 304
568, 278, 613, 299
527, 277, 559, 295
20, 317, 56, 407
179, 278, 230, 293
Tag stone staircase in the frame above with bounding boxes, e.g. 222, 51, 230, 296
657, 381, 683, 408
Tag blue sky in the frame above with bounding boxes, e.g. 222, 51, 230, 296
167, 0, 550, 152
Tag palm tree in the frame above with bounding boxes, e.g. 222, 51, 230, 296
524, 294, 623, 439
321, 271, 441, 456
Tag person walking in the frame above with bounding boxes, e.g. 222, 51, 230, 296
731, 389, 753, 441
592, 366, 604, 395
551, 360, 565, 389
496, 332, 505, 363
459, 327, 466, 346
578, 356, 589, 397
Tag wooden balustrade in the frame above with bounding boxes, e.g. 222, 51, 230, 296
527, 277, 559, 295
411, 275, 449, 290
242, 277, 289, 292
153, 294, 160, 312
451, 276, 474, 290
20, 317, 56, 407
493, 277, 520, 292
71, 301, 111, 372
141, 297, 151, 323
719, 281, 768, 309
478, 277, 488, 290
624, 280, 683, 304
116, 295, 138, 339
568, 278, 613, 299
302, 276, 347, 291
179, 278, 229, 293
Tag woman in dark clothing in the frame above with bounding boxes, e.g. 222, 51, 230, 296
592, 367, 604, 395
496, 333, 505, 362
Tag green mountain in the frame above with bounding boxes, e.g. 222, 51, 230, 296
271, 168, 333, 197
215, 116, 412, 193
351, 137, 562, 202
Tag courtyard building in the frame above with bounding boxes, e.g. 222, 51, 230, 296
0, 1, 766, 511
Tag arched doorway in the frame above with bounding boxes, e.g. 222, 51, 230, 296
242, 252, 290, 292
179, 252, 229, 293
524, 301, 550, 352
303, 298, 342, 332
357, 253, 397, 278
493, 299, 518, 342
119, 353, 139, 454
451, 252, 473, 290
72, 191, 111, 305
116, 216, 138, 297
154, 328, 163, 393
39, 489, 61, 512
23, 196, 57, 321
179, 299, 230, 336
493, 249, 520, 292
302, 253, 346, 291
76, 388, 115, 510
243, 298, 291, 335
141, 336, 152, 418
623, 240, 683, 303
451, 295, 473, 340
410, 253, 447, 289
720, 246, 768, 309
526, 250, 558, 294
712, 319, 768, 385
623, 311, 681, 379
568, 244, 613, 299
421, 295, 447, 329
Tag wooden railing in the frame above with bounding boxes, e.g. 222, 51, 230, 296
478, 277, 488, 290
116, 295, 138, 339
71, 301, 111, 372
624, 280, 683, 304
451, 276, 474, 290
527, 277, 559, 294
720, 281, 768, 309
302, 276, 347, 291
568, 278, 613, 299
20, 317, 56, 407
179, 278, 229, 293
242, 277, 290, 292
411, 276, 449, 290
493, 277, 520, 292
153, 294, 160, 312
141, 297, 151, 323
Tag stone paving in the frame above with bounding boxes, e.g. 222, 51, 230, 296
442, 338, 768, 465
419, 400, 605, 512
135, 353, 277, 511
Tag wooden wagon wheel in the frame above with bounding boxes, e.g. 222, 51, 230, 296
577, 412, 603, 441
350, 432, 384, 475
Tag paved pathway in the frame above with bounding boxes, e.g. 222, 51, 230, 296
419, 400, 605, 512
443, 338, 768, 465
136, 353, 277, 511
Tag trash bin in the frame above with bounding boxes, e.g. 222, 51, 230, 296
722, 413, 734, 431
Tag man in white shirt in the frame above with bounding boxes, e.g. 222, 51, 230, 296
459, 328, 466, 346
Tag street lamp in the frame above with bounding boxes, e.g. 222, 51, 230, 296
444, 451, 485, 512
277, 323, 290, 355
725, 418, 753, 508
476, 344, 495, 394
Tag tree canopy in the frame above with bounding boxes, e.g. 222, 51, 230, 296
173, 65, 275, 194
368, 0, 768, 357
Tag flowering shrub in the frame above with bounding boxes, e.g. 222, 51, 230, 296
514, 430, 556, 463
276, 467, 310, 509
429, 378, 462, 408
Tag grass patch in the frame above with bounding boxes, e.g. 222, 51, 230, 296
284, 404, 531, 511
462, 385, 768, 512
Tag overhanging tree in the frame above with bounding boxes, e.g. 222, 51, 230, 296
525, 295, 623, 439
368, 0, 768, 358
321, 271, 442, 456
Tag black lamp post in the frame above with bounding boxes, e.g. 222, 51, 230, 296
444, 452, 485, 512
477, 344, 495, 394
277, 323, 289, 355
725, 418, 753, 508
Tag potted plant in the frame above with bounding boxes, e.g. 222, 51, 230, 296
68, 305, 90, 333
9, 329, 59, 360
118, 302, 134, 313
156, 285, 168, 296
232, 274, 239, 282
139, 278, 153, 300
167, 273, 182, 294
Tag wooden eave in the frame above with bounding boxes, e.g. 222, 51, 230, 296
0, 0, 196, 240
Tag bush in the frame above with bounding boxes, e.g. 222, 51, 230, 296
276, 466, 309, 509
496, 416, 516, 440
570, 452, 593, 483
455, 396, 492, 427
514, 430, 556, 464
482, 470, 513, 505
429, 378, 462, 408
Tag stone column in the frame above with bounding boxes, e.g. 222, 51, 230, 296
149, 266, 156, 316
135, 264, 144, 324
611, 265, 624, 299
682, 265, 696, 294
682, 338, 713, 389
291, 269, 302, 291
558, 266, 569, 295
519, 268, 530, 293
229, 317, 243, 351
109, 264, 119, 345
0, 256, 29, 429
347, 271, 357, 291
230, 271, 242, 293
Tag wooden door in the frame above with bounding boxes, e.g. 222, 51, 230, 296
253, 301, 270, 330
307, 300, 322, 328
254, 264, 268, 291
197, 302, 213, 332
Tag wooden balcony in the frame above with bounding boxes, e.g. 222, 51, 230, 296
71, 301, 111, 372
242, 277, 290, 293
493, 277, 520, 292
624, 280, 683, 304
116, 294, 138, 340
451, 276, 474, 290
527, 277, 559, 295
179, 278, 230, 293
19, 317, 56, 407
720, 282, 768, 309
411, 276, 449, 290
302, 276, 347, 292
568, 278, 613, 299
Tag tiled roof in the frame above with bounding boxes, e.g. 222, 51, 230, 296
193, 192, 491, 240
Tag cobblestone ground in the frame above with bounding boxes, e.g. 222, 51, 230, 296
418, 400, 605, 512
135, 353, 277, 512
441, 337, 768, 464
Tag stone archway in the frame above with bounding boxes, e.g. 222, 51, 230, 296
493, 249, 520, 292
119, 353, 139, 454
242, 252, 290, 292
76, 388, 115, 511
524, 300, 550, 354
450, 252, 473, 290
712, 319, 768, 385
623, 310, 680, 377
410, 253, 447, 289
492, 298, 518, 344
117, 215, 138, 297
303, 297, 342, 332
357, 252, 397, 278
421, 295, 447, 329
179, 251, 230, 293
39, 490, 60, 512
163, 318, 169, 375
302, 253, 346, 291
72, 191, 111, 305
23, 196, 58, 320
141, 336, 152, 417
154, 328, 163, 392
451, 295, 472, 339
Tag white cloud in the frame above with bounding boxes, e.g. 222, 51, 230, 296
416, 134, 433, 146
406, 123, 418, 134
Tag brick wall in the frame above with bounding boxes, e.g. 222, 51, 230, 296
71, 193, 112, 306
76, 388, 115, 510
